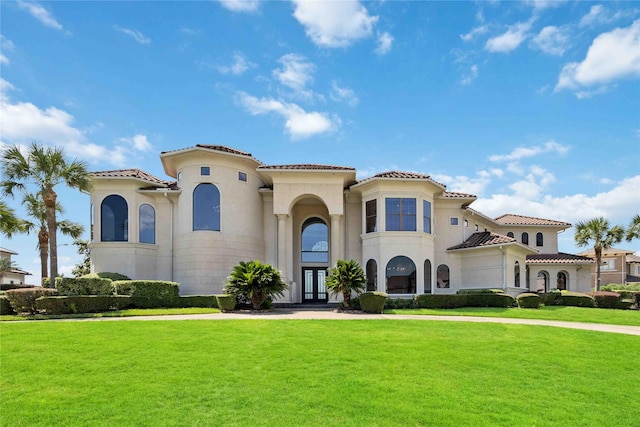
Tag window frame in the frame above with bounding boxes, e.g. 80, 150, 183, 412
536, 232, 543, 247
139, 204, 156, 244
101, 194, 128, 242
385, 198, 417, 232
193, 183, 221, 231
365, 199, 377, 233
422, 200, 431, 234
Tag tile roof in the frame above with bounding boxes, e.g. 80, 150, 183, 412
447, 231, 516, 250
91, 169, 168, 185
258, 164, 355, 171
440, 191, 477, 199
355, 171, 446, 188
494, 213, 571, 227
161, 144, 256, 158
526, 253, 594, 264
578, 247, 636, 257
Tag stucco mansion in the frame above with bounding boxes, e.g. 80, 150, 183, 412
89, 145, 594, 303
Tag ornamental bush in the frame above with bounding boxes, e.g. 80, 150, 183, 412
413, 294, 467, 309
215, 294, 236, 312
465, 293, 514, 308
83, 272, 131, 281
223, 260, 287, 310
385, 297, 415, 309
359, 292, 387, 313
5, 288, 58, 315
587, 291, 621, 309
0, 295, 15, 315
558, 292, 596, 308
112, 280, 180, 308
55, 277, 114, 296
540, 290, 562, 306
617, 299, 634, 310
170, 295, 218, 308
516, 293, 541, 309
457, 288, 504, 294
36, 295, 131, 315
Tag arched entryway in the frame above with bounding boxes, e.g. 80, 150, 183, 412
301, 217, 329, 303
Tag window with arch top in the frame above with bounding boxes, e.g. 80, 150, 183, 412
139, 204, 155, 244
302, 218, 328, 263
193, 183, 220, 231
536, 232, 543, 247
521, 232, 529, 245
366, 259, 377, 291
385, 256, 416, 294
101, 195, 128, 242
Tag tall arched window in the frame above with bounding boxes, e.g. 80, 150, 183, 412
522, 232, 529, 245
139, 204, 155, 244
557, 272, 568, 291
536, 232, 544, 247
366, 259, 377, 291
193, 183, 220, 231
101, 195, 128, 242
301, 218, 328, 263
386, 256, 416, 294
437, 264, 450, 288
507, 232, 514, 238
424, 259, 432, 294
536, 271, 549, 292
514, 261, 520, 288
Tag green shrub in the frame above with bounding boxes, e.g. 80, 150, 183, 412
602, 283, 640, 292
516, 293, 541, 309
42, 277, 51, 288
83, 272, 131, 281
465, 293, 514, 308
457, 288, 504, 294
170, 295, 218, 308
112, 280, 180, 308
5, 288, 58, 315
385, 298, 415, 309
541, 290, 562, 306
215, 294, 236, 312
617, 299, 634, 310
634, 293, 640, 308
36, 295, 131, 315
224, 260, 287, 310
343, 296, 361, 310
413, 294, 467, 309
587, 291, 621, 309
55, 277, 114, 296
0, 295, 15, 315
359, 292, 387, 313
0, 283, 35, 291
558, 292, 596, 308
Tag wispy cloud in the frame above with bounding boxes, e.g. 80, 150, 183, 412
330, 81, 359, 106
217, 52, 256, 75
17, 1, 64, 31
273, 54, 315, 95
217, 0, 260, 13
375, 32, 393, 55
119, 134, 153, 152
460, 25, 488, 42
485, 18, 535, 53
489, 141, 570, 162
460, 64, 479, 86
0, 36, 14, 65
115, 26, 151, 44
531, 25, 570, 56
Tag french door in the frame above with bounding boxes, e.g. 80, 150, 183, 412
302, 267, 328, 303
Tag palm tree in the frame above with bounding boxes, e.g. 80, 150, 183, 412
21, 193, 84, 286
0, 257, 19, 285
574, 217, 625, 291
0, 200, 26, 238
1, 143, 91, 280
224, 260, 287, 310
325, 259, 366, 308
626, 214, 640, 242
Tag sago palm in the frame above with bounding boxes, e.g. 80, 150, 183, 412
574, 217, 624, 291
325, 259, 366, 308
1, 143, 91, 280
224, 260, 287, 310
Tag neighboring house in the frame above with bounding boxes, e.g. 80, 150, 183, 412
0, 247, 31, 286
89, 145, 594, 303
578, 248, 640, 286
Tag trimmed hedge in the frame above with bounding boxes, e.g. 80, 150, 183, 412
587, 291, 621, 309
540, 290, 562, 306
558, 292, 596, 308
413, 294, 466, 309
0, 283, 35, 291
170, 295, 218, 309
5, 288, 58, 315
112, 280, 179, 308
82, 272, 131, 281
36, 295, 131, 315
516, 293, 541, 309
617, 300, 634, 310
457, 288, 505, 294
360, 292, 387, 313
465, 293, 514, 308
55, 277, 114, 296
215, 294, 236, 312
0, 295, 15, 315
385, 298, 415, 309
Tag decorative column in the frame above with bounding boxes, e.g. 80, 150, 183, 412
330, 214, 342, 266
276, 214, 288, 275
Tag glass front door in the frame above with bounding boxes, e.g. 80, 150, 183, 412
302, 267, 328, 303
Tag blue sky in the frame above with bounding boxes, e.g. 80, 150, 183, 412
1, 0, 639, 282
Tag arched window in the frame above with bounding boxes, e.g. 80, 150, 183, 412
424, 259, 432, 294
193, 183, 220, 231
301, 218, 328, 263
557, 272, 568, 291
536, 271, 549, 292
507, 232, 514, 238
385, 256, 416, 294
521, 232, 529, 245
536, 232, 543, 247
514, 261, 520, 288
366, 259, 377, 291
101, 195, 128, 242
437, 264, 450, 288
139, 204, 155, 244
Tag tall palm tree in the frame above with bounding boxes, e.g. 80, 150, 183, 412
626, 214, 640, 242
1, 143, 91, 280
0, 200, 26, 238
574, 217, 625, 291
22, 193, 84, 286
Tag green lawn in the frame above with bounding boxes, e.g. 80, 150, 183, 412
386, 306, 640, 326
0, 307, 219, 321
2, 320, 638, 426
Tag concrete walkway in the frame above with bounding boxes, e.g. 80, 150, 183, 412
49, 308, 640, 336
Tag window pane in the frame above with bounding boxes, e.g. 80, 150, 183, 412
402, 215, 416, 231
366, 200, 377, 233
139, 204, 155, 244
423, 200, 431, 234
386, 198, 400, 214
193, 184, 220, 231
101, 195, 128, 242
238, 172, 247, 182
424, 259, 432, 294
385, 256, 417, 294
302, 218, 328, 263
366, 259, 377, 291
437, 264, 450, 288
401, 198, 416, 215
386, 214, 400, 231
201, 166, 210, 176
522, 232, 529, 245
536, 232, 543, 247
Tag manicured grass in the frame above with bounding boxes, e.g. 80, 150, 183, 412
0, 307, 219, 321
2, 320, 638, 426
386, 305, 640, 326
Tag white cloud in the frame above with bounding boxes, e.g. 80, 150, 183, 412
217, 52, 256, 75
489, 141, 570, 162
485, 19, 535, 53
236, 92, 337, 139
580, 5, 605, 27
524, 0, 566, 12
461, 25, 488, 42
291, 0, 378, 48
273, 54, 315, 96
375, 32, 393, 55
579, 5, 635, 28
531, 26, 569, 56
555, 20, 640, 93
217, 0, 260, 13
330, 81, 359, 106
17, 1, 64, 31
460, 64, 479, 86
120, 134, 152, 152
115, 26, 151, 45
0, 36, 14, 65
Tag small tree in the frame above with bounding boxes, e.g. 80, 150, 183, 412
224, 260, 287, 310
72, 239, 91, 277
575, 217, 624, 291
325, 259, 366, 308
0, 258, 19, 284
